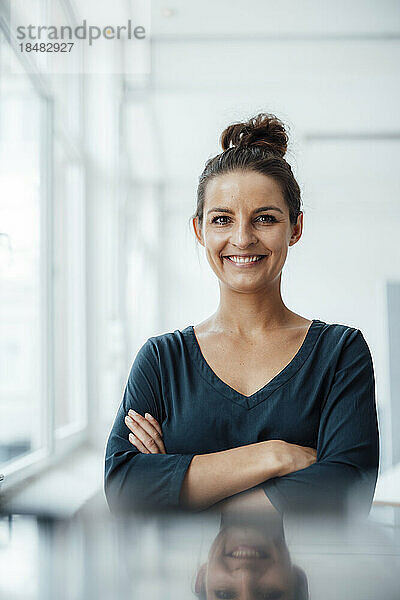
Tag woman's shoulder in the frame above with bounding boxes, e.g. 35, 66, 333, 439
146, 324, 193, 346
313, 319, 372, 365
136, 325, 194, 361
315, 318, 366, 342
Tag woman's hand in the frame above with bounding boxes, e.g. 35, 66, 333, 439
264, 440, 317, 477
124, 410, 166, 454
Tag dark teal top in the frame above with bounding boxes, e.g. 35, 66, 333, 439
104, 320, 379, 514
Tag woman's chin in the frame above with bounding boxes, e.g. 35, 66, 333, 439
216, 267, 283, 294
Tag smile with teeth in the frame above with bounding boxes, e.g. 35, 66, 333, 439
226, 546, 268, 559
224, 255, 265, 264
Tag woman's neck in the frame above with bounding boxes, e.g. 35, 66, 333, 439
211, 282, 295, 337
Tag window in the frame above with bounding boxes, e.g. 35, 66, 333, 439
0, 1, 87, 488
0, 25, 47, 469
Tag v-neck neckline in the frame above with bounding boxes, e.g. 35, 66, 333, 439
183, 319, 325, 409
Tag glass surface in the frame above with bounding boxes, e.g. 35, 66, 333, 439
1, 508, 400, 600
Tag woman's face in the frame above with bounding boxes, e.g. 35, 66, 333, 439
196, 523, 295, 600
193, 171, 302, 294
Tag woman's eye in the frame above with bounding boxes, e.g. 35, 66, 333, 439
215, 590, 236, 599
211, 215, 277, 225
211, 215, 231, 225
256, 214, 277, 224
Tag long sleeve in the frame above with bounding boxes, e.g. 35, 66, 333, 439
262, 329, 380, 515
104, 339, 195, 511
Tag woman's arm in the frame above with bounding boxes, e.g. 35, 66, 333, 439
104, 339, 196, 510
216, 487, 276, 514
262, 329, 380, 515
179, 440, 316, 511
125, 411, 316, 511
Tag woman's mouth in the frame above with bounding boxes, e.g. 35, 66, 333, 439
222, 254, 267, 266
225, 545, 269, 559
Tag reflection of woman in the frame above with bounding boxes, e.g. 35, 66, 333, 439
105, 113, 379, 514
194, 508, 308, 600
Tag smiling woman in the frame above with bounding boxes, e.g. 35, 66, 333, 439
192, 171, 297, 302
104, 113, 379, 515
194, 508, 309, 600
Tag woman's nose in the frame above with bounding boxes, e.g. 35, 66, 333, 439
231, 562, 262, 575
230, 221, 258, 248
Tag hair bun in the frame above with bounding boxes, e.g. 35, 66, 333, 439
220, 113, 288, 157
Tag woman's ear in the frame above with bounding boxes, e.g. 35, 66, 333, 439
194, 562, 207, 595
193, 216, 205, 247
288, 211, 303, 247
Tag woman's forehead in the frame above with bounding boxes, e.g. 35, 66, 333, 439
204, 172, 286, 211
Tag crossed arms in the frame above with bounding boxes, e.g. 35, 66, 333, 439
104, 331, 379, 514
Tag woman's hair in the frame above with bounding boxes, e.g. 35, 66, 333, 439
194, 113, 301, 229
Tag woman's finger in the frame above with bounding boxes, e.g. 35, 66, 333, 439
125, 413, 166, 454
144, 412, 163, 437
128, 410, 166, 453
128, 433, 149, 454
125, 415, 161, 453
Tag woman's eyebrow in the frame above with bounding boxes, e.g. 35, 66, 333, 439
254, 205, 284, 214
207, 205, 284, 215
207, 207, 234, 215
